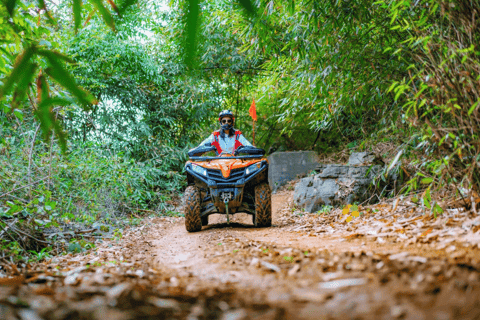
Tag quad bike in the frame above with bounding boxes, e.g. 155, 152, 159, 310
183, 144, 271, 232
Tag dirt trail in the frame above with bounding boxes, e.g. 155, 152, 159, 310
2, 190, 480, 319
149, 191, 480, 319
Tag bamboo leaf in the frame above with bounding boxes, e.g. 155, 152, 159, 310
73, 0, 82, 33
89, 0, 115, 30
12, 62, 38, 108
421, 177, 433, 184
39, 51, 96, 105
0, 44, 36, 98
35, 97, 71, 152
37, 49, 75, 63
387, 149, 403, 174
118, 0, 136, 14
5, 0, 16, 17
468, 100, 479, 116
184, 0, 200, 68
236, 0, 256, 16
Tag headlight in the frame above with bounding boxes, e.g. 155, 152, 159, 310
192, 164, 207, 176
245, 162, 262, 175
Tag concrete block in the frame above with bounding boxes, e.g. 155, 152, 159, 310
268, 151, 319, 192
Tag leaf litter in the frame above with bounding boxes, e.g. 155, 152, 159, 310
1, 190, 480, 319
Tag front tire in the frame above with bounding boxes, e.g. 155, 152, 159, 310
184, 186, 202, 232
254, 183, 272, 227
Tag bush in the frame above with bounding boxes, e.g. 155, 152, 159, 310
0, 136, 185, 222
387, 0, 480, 197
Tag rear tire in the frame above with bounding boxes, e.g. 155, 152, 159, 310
254, 183, 272, 227
184, 186, 202, 232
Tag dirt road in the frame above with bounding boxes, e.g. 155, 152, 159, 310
2, 190, 480, 319
149, 190, 480, 319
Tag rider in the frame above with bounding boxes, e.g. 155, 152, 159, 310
198, 110, 253, 155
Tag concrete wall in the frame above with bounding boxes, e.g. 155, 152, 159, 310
267, 151, 319, 192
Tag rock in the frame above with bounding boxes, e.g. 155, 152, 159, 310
317, 278, 367, 290
348, 152, 384, 166
220, 309, 248, 320
293, 164, 383, 212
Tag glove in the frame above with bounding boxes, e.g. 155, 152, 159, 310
188, 145, 216, 157
235, 146, 265, 156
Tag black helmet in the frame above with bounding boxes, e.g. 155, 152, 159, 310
218, 110, 235, 122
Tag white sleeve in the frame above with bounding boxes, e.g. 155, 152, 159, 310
198, 134, 215, 147
238, 134, 253, 147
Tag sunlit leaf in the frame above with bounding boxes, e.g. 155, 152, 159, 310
421, 177, 433, 184
13, 109, 23, 121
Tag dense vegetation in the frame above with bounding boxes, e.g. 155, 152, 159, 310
1, 0, 480, 260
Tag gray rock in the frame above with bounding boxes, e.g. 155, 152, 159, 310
293, 163, 386, 213
348, 152, 375, 166
318, 165, 349, 178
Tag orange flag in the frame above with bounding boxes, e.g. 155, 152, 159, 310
249, 98, 257, 121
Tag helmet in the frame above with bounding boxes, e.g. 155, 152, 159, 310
218, 110, 235, 122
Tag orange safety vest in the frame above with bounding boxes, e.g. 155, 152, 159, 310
211, 130, 243, 154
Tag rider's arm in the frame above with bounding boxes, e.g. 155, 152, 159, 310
238, 134, 253, 147
198, 134, 215, 147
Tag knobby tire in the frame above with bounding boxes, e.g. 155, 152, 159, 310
184, 186, 202, 232
254, 183, 272, 227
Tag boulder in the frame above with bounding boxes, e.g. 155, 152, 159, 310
348, 151, 385, 166
293, 164, 383, 213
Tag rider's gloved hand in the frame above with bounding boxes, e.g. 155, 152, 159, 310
234, 146, 246, 156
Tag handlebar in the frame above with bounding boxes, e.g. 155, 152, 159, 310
189, 155, 265, 161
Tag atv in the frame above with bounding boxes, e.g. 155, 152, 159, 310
183, 144, 271, 232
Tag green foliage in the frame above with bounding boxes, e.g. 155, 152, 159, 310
385, 0, 480, 194
316, 205, 333, 215
225, 0, 409, 151
0, 0, 106, 151
0, 136, 184, 217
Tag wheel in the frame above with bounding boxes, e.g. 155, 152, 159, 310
201, 215, 208, 226
254, 183, 272, 227
184, 186, 202, 232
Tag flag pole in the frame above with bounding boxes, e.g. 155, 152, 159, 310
249, 98, 257, 146
253, 120, 256, 146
